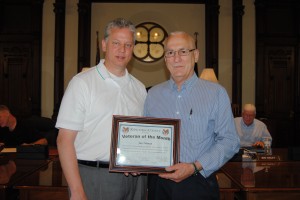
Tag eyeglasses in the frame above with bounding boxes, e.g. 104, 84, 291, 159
165, 49, 196, 58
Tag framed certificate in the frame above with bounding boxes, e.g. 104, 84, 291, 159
109, 115, 180, 173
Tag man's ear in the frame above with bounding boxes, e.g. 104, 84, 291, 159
194, 49, 200, 63
102, 39, 107, 52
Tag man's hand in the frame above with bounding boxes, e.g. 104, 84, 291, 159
158, 163, 195, 183
253, 141, 264, 148
124, 172, 140, 177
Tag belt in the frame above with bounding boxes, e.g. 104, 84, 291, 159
77, 160, 109, 168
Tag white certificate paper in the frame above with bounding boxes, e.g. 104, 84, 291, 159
117, 122, 174, 167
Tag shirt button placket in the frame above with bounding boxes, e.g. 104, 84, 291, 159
176, 94, 182, 116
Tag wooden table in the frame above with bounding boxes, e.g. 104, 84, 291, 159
221, 148, 300, 200
217, 172, 240, 200
13, 158, 239, 200
0, 152, 51, 200
7, 148, 297, 200
14, 158, 69, 200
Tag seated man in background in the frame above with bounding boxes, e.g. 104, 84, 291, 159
234, 104, 272, 148
0, 105, 48, 146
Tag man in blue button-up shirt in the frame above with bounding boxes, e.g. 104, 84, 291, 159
144, 31, 240, 200
234, 103, 272, 148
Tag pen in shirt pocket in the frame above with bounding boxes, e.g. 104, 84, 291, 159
189, 109, 193, 119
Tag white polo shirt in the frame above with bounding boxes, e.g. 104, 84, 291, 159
56, 59, 147, 161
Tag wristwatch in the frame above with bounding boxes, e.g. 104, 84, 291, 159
192, 162, 200, 176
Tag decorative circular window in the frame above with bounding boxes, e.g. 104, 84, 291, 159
133, 22, 168, 63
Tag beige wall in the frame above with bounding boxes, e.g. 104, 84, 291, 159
41, 0, 55, 118
242, 0, 256, 106
64, 0, 79, 91
91, 3, 205, 88
219, 0, 233, 99
41, 0, 255, 117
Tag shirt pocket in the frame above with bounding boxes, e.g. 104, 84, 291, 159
184, 113, 213, 142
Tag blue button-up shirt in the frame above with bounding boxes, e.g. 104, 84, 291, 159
144, 74, 240, 177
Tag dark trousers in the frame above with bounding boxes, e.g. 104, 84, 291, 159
148, 173, 220, 200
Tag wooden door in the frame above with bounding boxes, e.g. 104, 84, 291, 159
0, 42, 35, 117
0, 0, 43, 118
263, 46, 295, 147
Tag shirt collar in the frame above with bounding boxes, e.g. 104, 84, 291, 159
241, 119, 254, 128
168, 73, 198, 91
96, 59, 129, 81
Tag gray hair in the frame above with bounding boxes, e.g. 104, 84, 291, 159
104, 18, 136, 42
243, 104, 256, 114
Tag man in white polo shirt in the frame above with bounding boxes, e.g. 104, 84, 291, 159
55, 18, 147, 200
